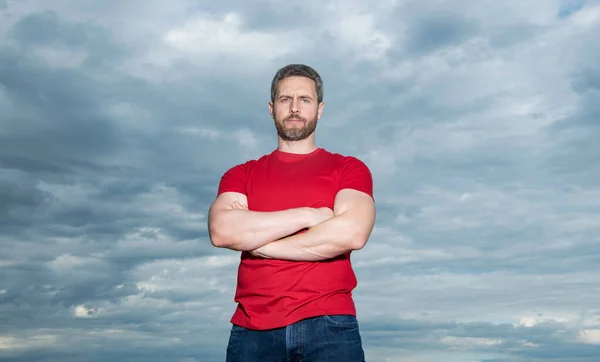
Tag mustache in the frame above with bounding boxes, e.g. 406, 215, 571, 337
284, 115, 306, 122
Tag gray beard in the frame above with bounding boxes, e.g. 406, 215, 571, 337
273, 113, 318, 141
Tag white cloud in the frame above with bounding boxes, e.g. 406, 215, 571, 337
441, 336, 503, 348
123, 10, 305, 77
570, 3, 600, 27
0, 334, 58, 351
164, 13, 299, 61
110, 227, 200, 259
578, 329, 600, 345
176, 126, 221, 141
325, 12, 393, 60
135, 184, 205, 222
49, 254, 95, 270
2, 0, 600, 361
73, 304, 102, 318
321, 0, 396, 60
232, 128, 259, 149
177, 126, 261, 150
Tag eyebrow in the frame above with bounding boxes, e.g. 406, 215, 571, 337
278, 94, 314, 100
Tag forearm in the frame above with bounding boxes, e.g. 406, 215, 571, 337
208, 208, 313, 251
253, 213, 365, 261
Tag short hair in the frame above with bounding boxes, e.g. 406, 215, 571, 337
270, 64, 324, 103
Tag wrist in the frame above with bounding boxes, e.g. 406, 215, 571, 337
253, 244, 273, 259
300, 207, 313, 228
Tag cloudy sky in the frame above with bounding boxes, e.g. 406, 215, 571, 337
1, 0, 600, 361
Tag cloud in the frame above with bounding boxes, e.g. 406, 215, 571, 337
164, 13, 301, 61
1, 0, 600, 361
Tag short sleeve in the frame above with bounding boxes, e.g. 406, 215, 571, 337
338, 156, 374, 200
217, 162, 251, 196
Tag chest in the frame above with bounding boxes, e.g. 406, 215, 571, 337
246, 158, 340, 211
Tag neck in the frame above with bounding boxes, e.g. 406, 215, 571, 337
277, 136, 317, 154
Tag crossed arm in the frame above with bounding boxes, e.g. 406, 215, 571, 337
207, 189, 376, 261
207, 192, 334, 252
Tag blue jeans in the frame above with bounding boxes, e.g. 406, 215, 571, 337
226, 315, 366, 362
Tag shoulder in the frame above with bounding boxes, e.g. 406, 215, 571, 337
320, 149, 371, 172
320, 149, 374, 197
217, 156, 265, 195
222, 159, 254, 176
223, 152, 272, 175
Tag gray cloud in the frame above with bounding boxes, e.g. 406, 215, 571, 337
404, 12, 480, 55
1, 0, 600, 361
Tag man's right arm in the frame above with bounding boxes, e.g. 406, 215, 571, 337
208, 191, 333, 252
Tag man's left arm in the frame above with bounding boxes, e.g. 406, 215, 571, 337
251, 188, 376, 261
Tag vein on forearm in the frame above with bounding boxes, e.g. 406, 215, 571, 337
257, 212, 364, 261
208, 208, 309, 251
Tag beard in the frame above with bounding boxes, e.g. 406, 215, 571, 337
273, 112, 318, 141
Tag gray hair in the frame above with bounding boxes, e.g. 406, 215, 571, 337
270, 64, 324, 103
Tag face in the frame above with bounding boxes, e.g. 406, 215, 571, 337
269, 76, 324, 142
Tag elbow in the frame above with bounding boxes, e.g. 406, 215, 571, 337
208, 227, 227, 248
208, 212, 224, 248
210, 232, 241, 250
208, 221, 232, 249
210, 235, 227, 248
208, 211, 238, 249
349, 236, 368, 251
208, 224, 247, 251
337, 213, 374, 252
210, 233, 242, 251
208, 212, 239, 249
347, 227, 371, 251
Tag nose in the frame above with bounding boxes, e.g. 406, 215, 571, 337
290, 98, 299, 114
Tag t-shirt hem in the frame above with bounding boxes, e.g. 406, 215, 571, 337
230, 307, 357, 331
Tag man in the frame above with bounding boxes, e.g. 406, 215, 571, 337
208, 64, 376, 361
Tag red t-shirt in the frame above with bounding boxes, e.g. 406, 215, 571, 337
216, 147, 374, 330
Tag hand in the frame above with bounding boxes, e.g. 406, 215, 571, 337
231, 200, 248, 210
308, 207, 334, 227
249, 246, 269, 258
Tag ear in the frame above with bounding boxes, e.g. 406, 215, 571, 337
317, 102, 324, 120
268, 102, 274, 118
